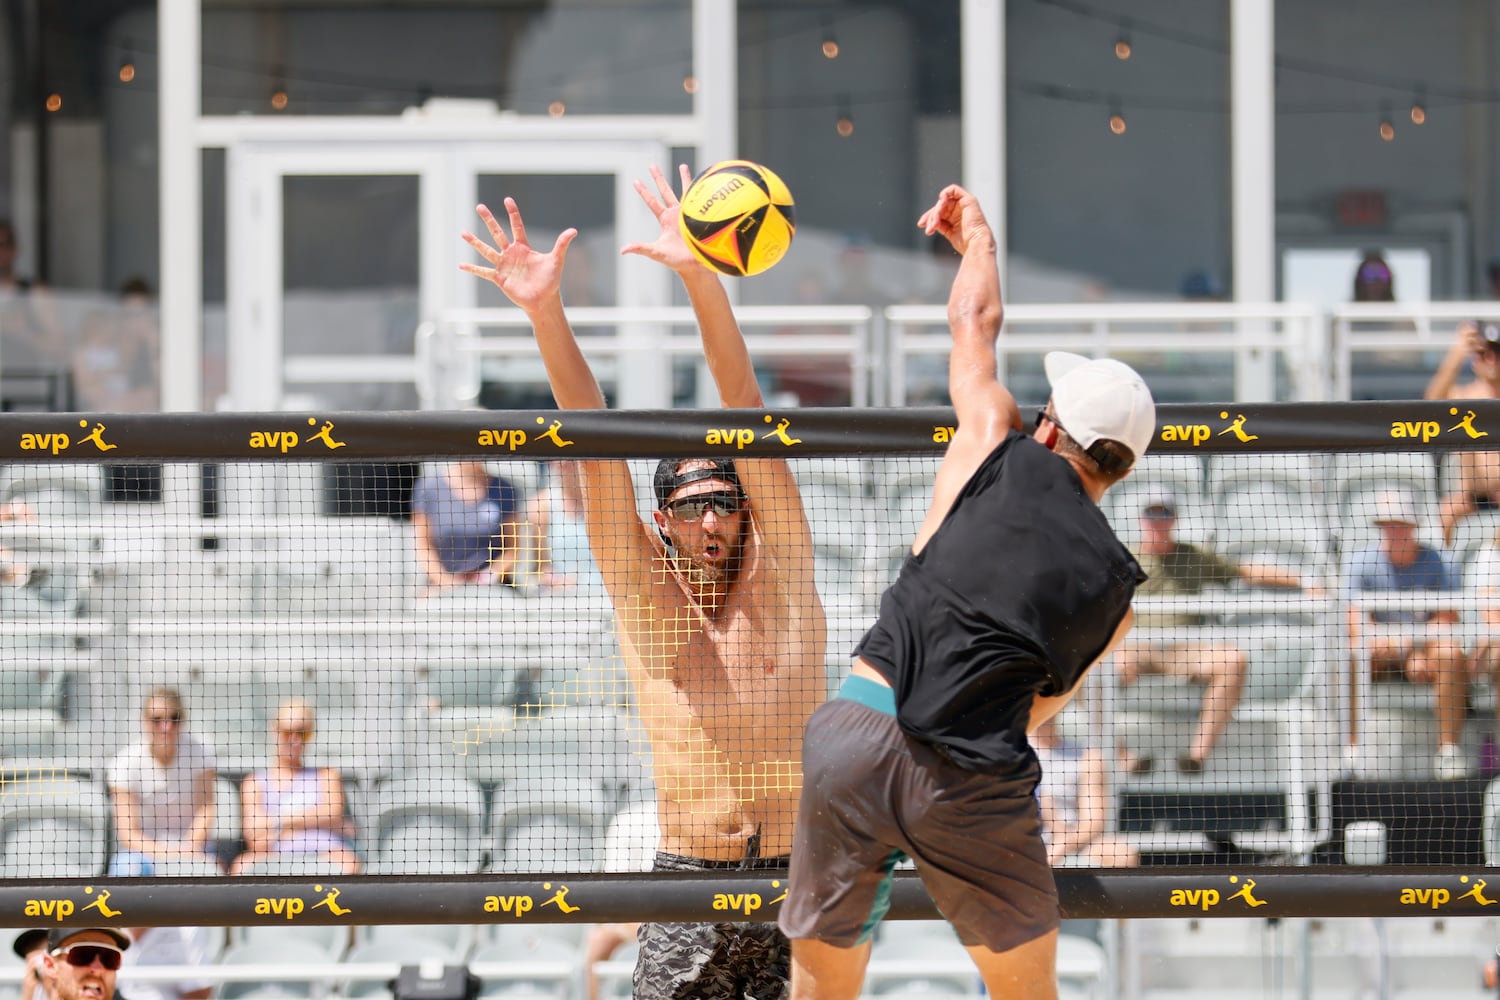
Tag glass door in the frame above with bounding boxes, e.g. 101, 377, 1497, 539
226, 139, 671, 412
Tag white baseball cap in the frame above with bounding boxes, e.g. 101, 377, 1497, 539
1370, 490, 1420, 526
1043, 351, 1157, 467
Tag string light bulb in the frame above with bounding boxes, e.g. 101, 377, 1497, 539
821, 16, 840, 59
44, 93, 61, 112
1410, 86, 1427, 125
1114, 36, 1132, 60
836, 96, 854, 138
682, 75, 699, 95
548, 100, 566, 117
1378, 102, 1394, 141
1108, 100, 1126, 135
270, 89, 289, 111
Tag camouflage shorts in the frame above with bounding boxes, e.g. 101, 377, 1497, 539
631, 853, 791, 1000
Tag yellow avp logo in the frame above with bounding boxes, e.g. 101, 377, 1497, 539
712, 878, 788, 917
253, 884, 352, 920
483, 883, 581, 920
1159, 412, 1259, 447
1400, 875, 1496, 910
19, 420, 118, 455
248, 418, 347, 454
1168, 875, 1267, 911
476, 417, 575, 452
705, 414, 803, 450
1390, 407, 1491, 445
24, 886, 121, 922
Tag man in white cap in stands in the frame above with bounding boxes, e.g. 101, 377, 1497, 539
779, 183, 1154, 999
42, 928, 130, 1000
1343, 490, 1470, 779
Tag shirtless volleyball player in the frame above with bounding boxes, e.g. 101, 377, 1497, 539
779, 184, 1153, 1000
462, 165, 826, 1000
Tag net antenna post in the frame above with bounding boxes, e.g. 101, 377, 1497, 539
392, 961, 480, 1000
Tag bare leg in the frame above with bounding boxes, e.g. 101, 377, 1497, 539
789, 938, 872, 1000
1408, 641, 1469, 749
967, 929, 1059, 1000
1188, 647, 1249, 763
1439, 491, 1475, 549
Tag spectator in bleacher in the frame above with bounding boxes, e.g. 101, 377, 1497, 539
230, 697, 360, 875
524, 460, 603, 594
14, 929, 54, 1000
106, 687, 220, 875
1352, 251, 1396, 303
461, 168, 825, 1000
73, 277, 161, 412
1343, 491, 1471, 780
118, 927, 214, 1000
1115, 493, 1313, 775
411, 460, 524, 595
1424, 320, 1500, 547
1032, 714, 1138, 868
42, 928, 129, 1000
0, 219, 66, 372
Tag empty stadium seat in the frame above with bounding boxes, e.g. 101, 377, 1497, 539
866, 921, 982, 997
487, 774, 607, 875
471, 936, 578, 1000
0, 775, 110, 877
230, 925, 350, 963
213, 938, 334, 1000
363, 772, 486, 875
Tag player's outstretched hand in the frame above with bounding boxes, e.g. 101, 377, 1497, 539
460, 198, 577, 314
621, 164, 702, 275
917, 184, 993, 257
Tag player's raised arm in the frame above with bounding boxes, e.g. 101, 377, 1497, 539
910, 185, 1021, 552
622, 165, 816, 570
461, 199, 661, 598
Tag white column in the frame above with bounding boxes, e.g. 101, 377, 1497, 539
693, 0, 736, 170
960, 0, 1006, 288
158, 0, 202, 411
1231, 0, 1275, 400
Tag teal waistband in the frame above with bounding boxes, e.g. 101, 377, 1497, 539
838, 673, 896, 717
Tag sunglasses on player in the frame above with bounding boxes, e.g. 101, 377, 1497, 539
51, 945, 123, 970
665, 492, 744, 519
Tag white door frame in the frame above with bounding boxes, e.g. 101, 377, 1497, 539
226, 138, 671, 411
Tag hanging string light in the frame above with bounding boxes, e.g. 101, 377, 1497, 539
548, 100, 566, 117
118, 40, 136, 84
269, 66, 288, 110
835, 94, 854, 137
1410, 85, 1427, 125
1108, 98, 1126, 135
45, 93, 62, 113
1114, 19, 1133, 60
1378, 102, 1394, 141
682, 75, 699, 95
821, 16, 840, 59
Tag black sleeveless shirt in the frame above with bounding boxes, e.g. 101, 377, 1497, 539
854, 431, 1145, 775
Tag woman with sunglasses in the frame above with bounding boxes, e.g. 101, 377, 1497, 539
230, 698, 360, 875
106, 687, 219, 876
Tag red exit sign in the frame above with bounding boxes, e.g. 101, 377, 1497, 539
1336, 190, 1388, 228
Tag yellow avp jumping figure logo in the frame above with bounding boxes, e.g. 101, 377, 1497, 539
477, 417, 575, 452
1391, 407, 1491, 444
1168, 875, 1267, 911
23, 886, 122, 922
1160, 411, 1259, 447
712, 878, 789, 917
1400, 875, 1497, 909
705, 414, 802, 450
253, 883, 352, 920
19, 420, 118, 455
483, 882, 581, 919
248, 418, 347, 454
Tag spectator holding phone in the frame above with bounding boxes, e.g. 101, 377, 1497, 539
1425, 320, 1500, 546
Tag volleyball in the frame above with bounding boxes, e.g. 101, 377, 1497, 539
678, 160, 796, 277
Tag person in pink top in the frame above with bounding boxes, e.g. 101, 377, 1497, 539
230, 698, 360, 874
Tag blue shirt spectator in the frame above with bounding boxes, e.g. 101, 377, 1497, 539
1342, 544, 1457, 623
411, 461, 523, 591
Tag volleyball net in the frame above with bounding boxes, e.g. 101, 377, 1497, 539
1, 401, 1498, 925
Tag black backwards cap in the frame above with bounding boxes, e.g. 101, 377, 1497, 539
653, 458, 744, 508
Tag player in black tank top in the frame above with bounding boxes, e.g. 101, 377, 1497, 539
780, 184, 1156, 1000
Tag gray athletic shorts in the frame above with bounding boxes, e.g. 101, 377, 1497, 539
633, 852, 791, 1000
778, 674, 1058, 953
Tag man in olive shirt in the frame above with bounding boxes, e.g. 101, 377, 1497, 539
1116, 494, 1309, 774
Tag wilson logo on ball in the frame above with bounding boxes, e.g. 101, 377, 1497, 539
679, 160, 796, 277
